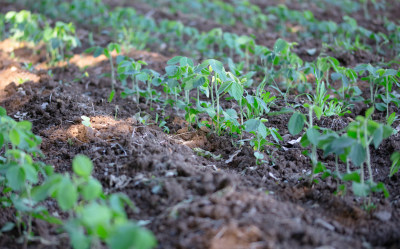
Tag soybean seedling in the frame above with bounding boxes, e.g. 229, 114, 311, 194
85, 43, 121, 102
81, 116, 91, 127
245, 118, 282, 165
346, 107, 392, 194
288, 103, 323, 184
43, 21, 80, 64
118, 58, 148, 104
375, 69, 399, 119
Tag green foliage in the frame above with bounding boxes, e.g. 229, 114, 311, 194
81, 116, 91, 128
43, 21, 80, 63
390, 152, 400, 177
5, 0, 400, 209
245, 118, 282, 164
86, 43, 121, 97
0, 107, 156, 249
315, 107, 392, 198
4, 10, 80, 64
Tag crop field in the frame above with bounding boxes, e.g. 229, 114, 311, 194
0, 0, 400, 248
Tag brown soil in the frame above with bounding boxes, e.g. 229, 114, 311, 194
1, 1, 400, 249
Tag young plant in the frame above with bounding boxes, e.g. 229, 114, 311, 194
346, 108, 392, 189
35, 155, 157, 249
374, 69, 400, 119
195, 59, 243, 135
5, 10, 43, 44
43, 21, 81, 64
288, 103, 323, 184
330, 66, 361, 104
85, 43, 121, 102
356, 64, 399, 118
244, 118, 282, 165
354, 63, 379, 107
0, 107, 52, 247
118, 58, 148, 104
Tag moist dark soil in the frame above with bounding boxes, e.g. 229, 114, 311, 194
1, 1, 400, 249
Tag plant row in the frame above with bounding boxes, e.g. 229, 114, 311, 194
108, 0, 399, 56
3, 6, 399, 119
82, 43, 400, 201
2, 4, 400, 203
1, 10, 80, 64
11, 0, 400, 66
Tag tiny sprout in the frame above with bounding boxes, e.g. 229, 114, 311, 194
81, 115, 91, 127
67, 138, 74, 146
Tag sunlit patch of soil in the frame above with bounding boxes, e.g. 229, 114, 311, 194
0, 66, 40, 99
46, 115, 137, 144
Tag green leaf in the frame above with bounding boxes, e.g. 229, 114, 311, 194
254, 151, 264, 160
1, 222, 14, 232
21, 163, 38, 184
372, 182, 389, 198
6, 166, 25, 191
72, 155, 93, 178
229, 81, 243, 101
82, 178, 102, 201
375, 103, 386, 111
81, 203, 111, 229
107, 223, 157, 249
108, 90, 115, 103
314, 162, 327, 174
352, 182, 369, 197
31, 184, 51, 202
387, 112, 396, 126
64, 220, 91, 249
81, 116, 91, 128
0, 134, 4, 149
136, 72, 148, 82
270, 128, 283, 143
372, 126, 383, 149
167, 56, 182, 65
365, 107, 374, 118
109, 193, 135, 214
193, 76, 206, 88
258, 122, 267, 138
306, 48, 316, 55
383, 69, 397, 77
103, 48, 110, 59
16, 121, 32, 131
179, 57, 193, 67
207, 59, 227, 81
244, 119, 261, 133
288, 112, 304, 135
108, 43, 121, 54
349, 143, 365, 166
300, 132, 310, 147
306, 127, 319, 146
326, 136, 354, 155
217, 80, 232, 95
0, 106, 7, 116
273, 38, 288, 54
342, 172, 360, 182
56, 177, 77, 211
313, 106, 323, 120
165, 65, 178, 76
223, 109, 239, 122
9, 129, 20, 146
390, 152, 400, 177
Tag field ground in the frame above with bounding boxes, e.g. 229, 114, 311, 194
1, 0, 400, 248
